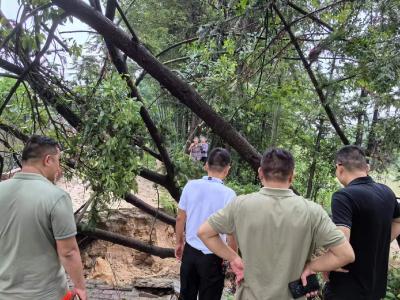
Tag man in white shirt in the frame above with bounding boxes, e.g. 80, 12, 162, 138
175, 148, 237, 300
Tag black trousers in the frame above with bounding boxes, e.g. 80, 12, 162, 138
322, 283, 343, 300
179, 243, 224, 300
322, 282, 381, 300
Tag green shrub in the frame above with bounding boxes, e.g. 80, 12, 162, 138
385, 267, 400, 299
159, 192, 178, 216
226, 180, 259, 195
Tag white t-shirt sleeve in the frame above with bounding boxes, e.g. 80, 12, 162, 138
178, 183, 189, 211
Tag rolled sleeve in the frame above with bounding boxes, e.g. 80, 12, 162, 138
50, 193, 77, 240
331, 190, 353, 229
313, 204, 345, 249
208, 200, 236, 235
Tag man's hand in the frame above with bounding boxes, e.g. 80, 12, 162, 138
230, 256, 244, 285
300, 264, 318, 298
322, 271, 330, 282
175, 242, 184, 261
175, 209, 186, 261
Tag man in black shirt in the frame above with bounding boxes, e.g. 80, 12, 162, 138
323, 145, 400, 300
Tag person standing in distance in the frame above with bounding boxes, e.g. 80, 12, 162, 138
175, 147, 237, 300
188, 136, 202, 161
199, 135, 209, 164
0, 135, 86, 300
324, 145, 400, 300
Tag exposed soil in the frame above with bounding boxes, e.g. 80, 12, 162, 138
58, 176, 179, 286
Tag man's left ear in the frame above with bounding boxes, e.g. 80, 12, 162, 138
225, 165, 231, 175
258, 167, 263, 181
43, 154, 51, 166
288, 172, 295, 184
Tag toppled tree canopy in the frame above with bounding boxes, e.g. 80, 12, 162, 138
1, 0, 399, 255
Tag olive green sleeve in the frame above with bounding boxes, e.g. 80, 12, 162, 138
312, 204, 345, 250
50, 193, 77, 240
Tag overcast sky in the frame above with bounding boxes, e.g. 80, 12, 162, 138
0, 1, 93, 77
1, 1, 91, 45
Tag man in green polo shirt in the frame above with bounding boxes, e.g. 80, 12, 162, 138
198, 148, 355, 300
0, 135, 86, 300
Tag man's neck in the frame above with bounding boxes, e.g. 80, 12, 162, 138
207, 171, 225, 180
344, 172, 368, 186
262, 180, 290, 189
21, 165, 46, 178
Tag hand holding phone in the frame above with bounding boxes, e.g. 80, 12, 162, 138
288, 274, 320, 299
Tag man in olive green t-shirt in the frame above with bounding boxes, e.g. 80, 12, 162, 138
198, 148, 355, 300
0, 135, 86, 300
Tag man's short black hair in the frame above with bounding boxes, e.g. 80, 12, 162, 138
261, 148, 294, 182
207, 148, 231, 172
335, 145, 367, 171
22, 135, 60, 162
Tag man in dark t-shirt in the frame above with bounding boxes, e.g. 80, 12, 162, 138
323, 145, 400, 300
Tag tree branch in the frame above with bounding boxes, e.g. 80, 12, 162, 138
59, 30, 98, 34
78, 225, 174, 258
124, 193, 176, 226
0, 123, 29, 142
135, 36, 199, 86
0, 138, 22, 168
41, 22, 70, 54
138, 168, 167, 186
272, 4, 350, 145
132, 137, 163, 161
0, 73, 19, 79
0, 58, 24, 75
113, 0, 139, 43
287, 1, 333, 31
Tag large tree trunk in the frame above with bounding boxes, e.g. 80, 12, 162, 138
52, 0, 262, 171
